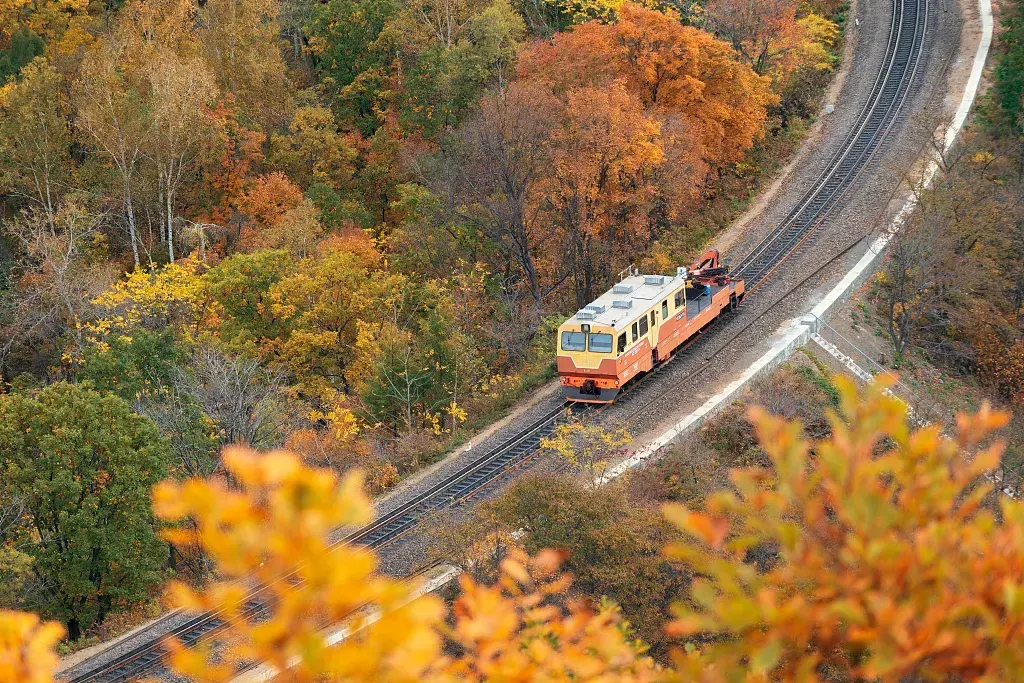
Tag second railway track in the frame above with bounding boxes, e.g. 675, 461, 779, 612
65, 0, 931, 678
732, 0, 928, 291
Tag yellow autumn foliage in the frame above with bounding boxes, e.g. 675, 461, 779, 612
149, 446, 656, 682
5, 378, 1024, 682
541, 422, 631, 482
0, 610, 64, 683
86, 259, 207, 345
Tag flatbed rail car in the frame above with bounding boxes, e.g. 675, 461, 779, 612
556, 250, 744, 403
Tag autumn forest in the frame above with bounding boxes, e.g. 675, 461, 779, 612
5, 0, 1024, 668
0, 0, 940, 654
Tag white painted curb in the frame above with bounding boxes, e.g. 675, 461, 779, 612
600, 0, 994, 484
230, 564, 462, 682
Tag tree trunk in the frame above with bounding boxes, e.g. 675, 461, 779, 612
98, 594, 113, 626
166, 179, 175, 263
124, 177, 141, 268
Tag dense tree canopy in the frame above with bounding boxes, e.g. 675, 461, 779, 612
0, 0, 847, 641
993, 0, 1024, 132
0, 0, 833, 465
0, 383, 171, 640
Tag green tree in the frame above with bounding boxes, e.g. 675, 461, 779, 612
78, 329, 183, 402
78, 330, 220, 477
0, 27, 44, 83
490, 473, 684, 651
269, 105, 359, 191
306, 0, 397, 134
352, 278, 482, 442
994, 0, 1024, 132
204, 248, 295, 346
0, 383, 171, 640
389, 0, 526, 138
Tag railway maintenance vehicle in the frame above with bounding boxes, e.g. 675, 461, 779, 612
556, 250, 744, 403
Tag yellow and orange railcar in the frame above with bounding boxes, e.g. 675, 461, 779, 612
556, 251, 744, 403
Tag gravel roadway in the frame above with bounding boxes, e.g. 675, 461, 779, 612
61, 0, 972, 674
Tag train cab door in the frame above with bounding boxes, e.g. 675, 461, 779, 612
648, 309, 659, 363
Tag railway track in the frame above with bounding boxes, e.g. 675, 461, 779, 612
65, 0, 929, 678
731, 0, 929, 292
66, 401, 594, 683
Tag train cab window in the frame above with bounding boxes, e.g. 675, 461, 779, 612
639, 316, 648, 336
632, 321, 639, 342
560, 331, 586, 352
617, 332, 627, 354
589, 333, 613, 353
662, 300, 669, 319
650, 311, 656, 328
674, 291, 683, 309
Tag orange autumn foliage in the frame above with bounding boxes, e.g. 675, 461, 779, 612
973, 325, 1024, 404
514, 4, 773, 306
237, 172, 304, 230
518, 3, 775, 169
547, 80, 666, 304
203, 98, 266, 227
237, 172, 307, 251
445, 550, 657, 681
665, 376, 1024, 681
703, 0, 802, 77
0, 611, 64, 683
703, 0, 839, 87
150, 447, 657, 682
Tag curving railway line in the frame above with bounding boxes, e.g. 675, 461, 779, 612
731, 0, 928, 290
65, 0, 931, 678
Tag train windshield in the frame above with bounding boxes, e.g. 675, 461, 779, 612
588, 333, 613, 353
561, 331, 587, 352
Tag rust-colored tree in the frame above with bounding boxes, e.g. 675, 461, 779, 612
972, 322, 1024, 404
200, 98, 266, 233
518, 3, 774, 168
546, 81, 665, 306
512, 3, 774, 304
703, 0, 800, 77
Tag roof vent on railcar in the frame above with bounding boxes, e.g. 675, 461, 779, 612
643, 275, 665, 285
613, 283, 634, 294
612, 299, 632, 309
585, 303, 606, 314
576, 309, 596, 320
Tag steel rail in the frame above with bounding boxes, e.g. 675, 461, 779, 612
732, 0, 929, 290
64, 0, 929, 677
66, 402, 594, 683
